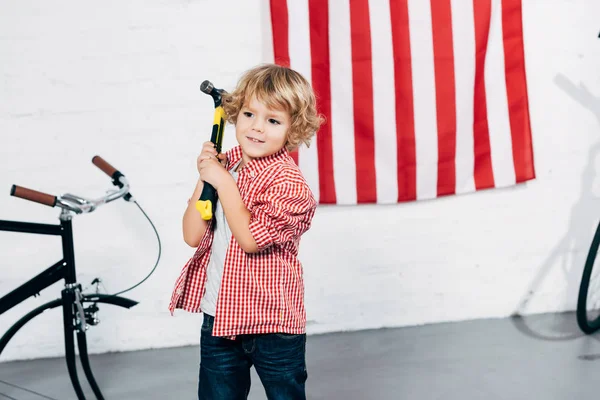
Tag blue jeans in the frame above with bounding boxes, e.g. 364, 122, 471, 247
198, 314, 307, 400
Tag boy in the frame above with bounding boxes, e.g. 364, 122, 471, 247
169, 64, 323, 400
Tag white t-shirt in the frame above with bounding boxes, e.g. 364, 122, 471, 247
200, 163, 240, 317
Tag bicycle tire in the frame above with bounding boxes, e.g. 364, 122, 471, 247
0, 294, 137, 357
577, 220, 600, 334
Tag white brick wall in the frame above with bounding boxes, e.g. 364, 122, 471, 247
1, 0, 599, 361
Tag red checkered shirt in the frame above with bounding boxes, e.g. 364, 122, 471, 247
169, 145, 316, 337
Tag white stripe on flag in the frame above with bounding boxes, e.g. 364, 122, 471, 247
486, 0, 516, 187
408, 0, 438, 200
287, 0, 321, 202
451, 0, 476, 194
370, 0, 398, 204
329, 0, 357, 205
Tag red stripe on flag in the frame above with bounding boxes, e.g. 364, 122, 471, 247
350, 0, 377, 203
472, 0, 495, 190
390, 0, 417, 202
270, 0, 290, 67
430, 0, 457, 197
308, 0, 336, 203
269, 0, 298, 164
502, 0, 535, 183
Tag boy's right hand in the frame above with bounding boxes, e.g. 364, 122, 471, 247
197, 141, 226, 176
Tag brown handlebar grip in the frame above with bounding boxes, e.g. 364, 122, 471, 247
92, 155, 118, 178
11, 185, 57, 207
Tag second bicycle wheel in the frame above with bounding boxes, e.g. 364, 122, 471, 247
577, 221, 600, 334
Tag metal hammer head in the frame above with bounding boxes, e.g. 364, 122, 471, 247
200, 80, 214, 94
200, 80, 224, 105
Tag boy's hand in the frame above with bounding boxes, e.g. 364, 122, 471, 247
197, 141, 227, 168
197, 141, 228, 190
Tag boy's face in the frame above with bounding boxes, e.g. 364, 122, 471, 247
236, 96, 290, 165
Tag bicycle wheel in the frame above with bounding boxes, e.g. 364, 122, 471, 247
577, 221, 600, 334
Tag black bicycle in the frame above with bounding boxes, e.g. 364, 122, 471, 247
0, 156, 160, 400
577, 221, 600, 334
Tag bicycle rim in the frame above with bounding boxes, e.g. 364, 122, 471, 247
577, 222, 600, 334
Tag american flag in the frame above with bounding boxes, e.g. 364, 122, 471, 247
269, 0, 535, 205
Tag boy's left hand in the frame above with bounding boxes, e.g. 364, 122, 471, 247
198, 152, 229, 190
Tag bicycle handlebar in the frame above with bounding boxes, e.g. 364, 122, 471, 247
10, 185, 57, 207
92, 156, 118, 178
10, 156, 131, 214
92, 155, 127, 189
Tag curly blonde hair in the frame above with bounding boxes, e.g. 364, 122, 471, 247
222, 64, 324, 152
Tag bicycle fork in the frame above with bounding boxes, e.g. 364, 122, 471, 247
60, 212, 106, 400
62, 283, 105, 400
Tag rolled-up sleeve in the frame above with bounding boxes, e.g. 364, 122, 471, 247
248, 180, 316, 252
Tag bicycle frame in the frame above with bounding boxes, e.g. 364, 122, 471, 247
0, 217, 75, 315
0, 157, 140, 400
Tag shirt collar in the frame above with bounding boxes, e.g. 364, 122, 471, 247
225, 146, 289, 177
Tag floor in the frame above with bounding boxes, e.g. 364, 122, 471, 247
1, 312, 599, 400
